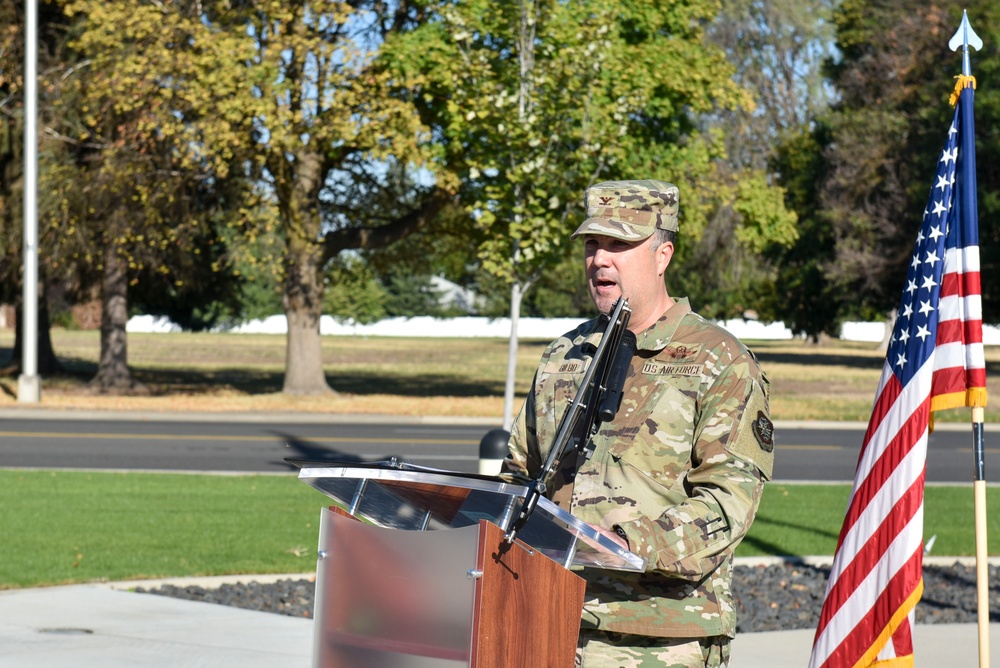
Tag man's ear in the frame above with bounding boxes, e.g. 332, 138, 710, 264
657, 241, 674, 276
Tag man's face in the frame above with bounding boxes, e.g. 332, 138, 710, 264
583, 233, 673, 327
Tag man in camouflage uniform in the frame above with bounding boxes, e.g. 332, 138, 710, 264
502, 180, 774, 667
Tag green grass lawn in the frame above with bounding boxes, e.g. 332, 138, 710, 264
737, 483, 1000, 558
1, 470, 995, 589
0, 470, 330, 588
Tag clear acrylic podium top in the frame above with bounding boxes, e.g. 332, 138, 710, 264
292, 459, 647, 573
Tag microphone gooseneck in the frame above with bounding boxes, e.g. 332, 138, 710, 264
596, 329, 637, 422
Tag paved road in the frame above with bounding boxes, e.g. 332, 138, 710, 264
776, 422, 996, 484
0, 411, 995, 483
0, 412, 492, 474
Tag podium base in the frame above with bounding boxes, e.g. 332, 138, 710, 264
313, 508, 584, 668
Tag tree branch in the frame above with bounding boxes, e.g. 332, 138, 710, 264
320, 186, 452, 265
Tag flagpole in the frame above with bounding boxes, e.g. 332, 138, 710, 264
972, 407, 989, 668
949, 11, 988, 668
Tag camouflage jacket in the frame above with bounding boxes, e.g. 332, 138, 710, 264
504, 298, 774, 639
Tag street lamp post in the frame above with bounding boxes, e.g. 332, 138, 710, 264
18, 0, 40, 403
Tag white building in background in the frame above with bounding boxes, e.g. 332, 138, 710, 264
122, 312, 1000, 345
120, 273, 1000, 344
429, 276, 482, 314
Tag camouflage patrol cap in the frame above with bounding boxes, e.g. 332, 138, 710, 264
572, 179, 679, 241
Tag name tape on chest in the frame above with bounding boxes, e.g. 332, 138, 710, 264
642, 362, 703, 377
543, 351, 704, 378
543, 361, 585, 375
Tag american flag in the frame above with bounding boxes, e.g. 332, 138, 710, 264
808, 78, 987, 667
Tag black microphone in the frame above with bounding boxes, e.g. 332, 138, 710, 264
596, 329, 637, 422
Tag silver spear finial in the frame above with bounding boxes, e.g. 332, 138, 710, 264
949, 10, 983, 76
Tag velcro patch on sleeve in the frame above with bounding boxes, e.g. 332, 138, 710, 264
727, 379, 774, 479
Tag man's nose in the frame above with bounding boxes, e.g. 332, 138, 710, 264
591, 246, 613, 267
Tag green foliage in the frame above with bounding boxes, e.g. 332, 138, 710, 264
235, 281, 283, 323
709, 0, 837, 169
732, 174, 799, 254
56, 0, 451, 393
818, 1, 1000, 325
215, 188, 286, 324
386, 0, 795, 307
763, 123, 841, 339
21, 0, 1000, 357
521, 251, 592, 318
683, 0, 836, 325
0, 0, 88, 308
381, 271, 445, 318
324, 256, 388, 325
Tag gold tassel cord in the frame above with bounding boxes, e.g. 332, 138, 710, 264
950, 75, 977, 107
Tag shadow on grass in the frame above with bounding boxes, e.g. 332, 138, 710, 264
3, 352, 507, 398
754, 346, 1000, 377
741, 513, 841, 557
752, 351, 885, 370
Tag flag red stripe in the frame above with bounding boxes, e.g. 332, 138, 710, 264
828, 373, 899, 553
841, 400, 925, 553
936, 317, 984, 344
857, 371, 903, 469
891, 616, 914, 657
939, 270, 981, 298
934, 366, 987, 395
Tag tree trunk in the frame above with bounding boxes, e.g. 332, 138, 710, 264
2, 288, 63, 375
275, 145, 333, 396
502, 281, 524, 431
90, 244, 145, 393
281, 239, 333, 395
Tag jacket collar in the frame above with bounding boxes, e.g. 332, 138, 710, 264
635, 297, 690, 352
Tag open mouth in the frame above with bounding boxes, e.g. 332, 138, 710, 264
594, 277, 617, 291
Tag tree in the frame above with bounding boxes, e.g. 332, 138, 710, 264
323, 254, 388, 325
709, 0, 837, 171
704, 0, 838, 333
818, 1, 1000, 328
390, 0, 798, 425
69, 1, 457, 395
0, 0, 74, 375
51, 0, 249, 391
761, 122, 839, 340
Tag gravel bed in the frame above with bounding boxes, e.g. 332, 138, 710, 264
732, 562, 999, 632
136, 562, 1000, 633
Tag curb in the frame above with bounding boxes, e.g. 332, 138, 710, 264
0, 407, 502, 426
97, 572, 317, 592
0, 408, 994, 433
733, 555, 1000, 568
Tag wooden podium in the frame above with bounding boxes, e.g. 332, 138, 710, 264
294, 460, 646, 668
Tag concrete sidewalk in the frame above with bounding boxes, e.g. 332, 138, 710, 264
0, 578, 995, 667
0, 581, 312, 668
733, 623, 999, 667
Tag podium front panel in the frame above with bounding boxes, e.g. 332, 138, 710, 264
314, 507, 478, 667
297, 462, 646, 573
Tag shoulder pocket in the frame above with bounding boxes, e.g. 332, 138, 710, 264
727, 379, 774, 479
